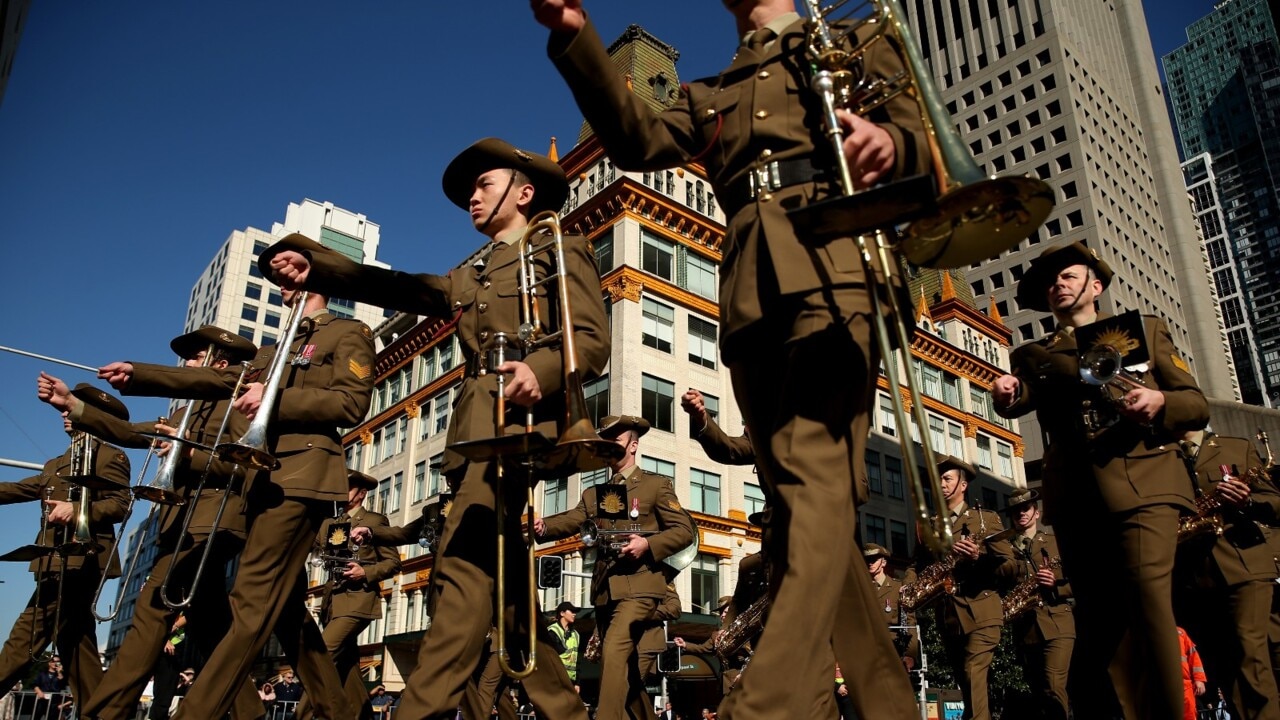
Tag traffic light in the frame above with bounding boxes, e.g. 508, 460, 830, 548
536, 555, 564, 589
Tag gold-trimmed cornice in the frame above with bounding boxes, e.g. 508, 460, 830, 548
874, 378, 1022, 446
375, 315, 458, 378
602, 266, 719, 319
343, 365, 466, 445
563, 179, 725, 256
932, 298, 1012, 345
910, 330, 1005, 388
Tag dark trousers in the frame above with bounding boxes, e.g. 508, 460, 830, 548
296, 614, 373, 720
0, 572, 104, 709
1177, 578, 1280, 720
84, 532, 263, 720
719, 288, 918, 720
940, 623, 1000, 720
392, 460, 587, 720
595, 598, 658, 720
461, 647, 519, 720
171, 497, 347, 719
1057, 503, 1183, 720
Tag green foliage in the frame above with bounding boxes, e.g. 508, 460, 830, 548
918, 608, 1032, 719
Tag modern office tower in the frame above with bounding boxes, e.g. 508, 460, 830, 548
1165, 0, 1280, 405
183, 199, 391, 348
327, 24, 1025, 698
901, 0, 1239, 467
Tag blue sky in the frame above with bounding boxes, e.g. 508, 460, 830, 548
0, 1, 1221, 647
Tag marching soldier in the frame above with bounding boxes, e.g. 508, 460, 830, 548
38, 326, 265, 720
682, 389, 754, 467
537, 416, 695, 720
924, 456, 1016, 720
674, 596, 741, 696
266, 137, 609, 720
994, 241, 1209, 719
98, 254, 376, 720
1174, 430, 1280, 720
296, 470, 401, 720
530, 1, 932, 717
863, 544, 918, 673
0, 385, 131, 710
1002, 489, 1074, 720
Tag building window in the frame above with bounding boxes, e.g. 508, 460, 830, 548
433, 392, 452, 435
377, 479, 390, 515
383, 421, 398, 462
745, 483, 765, 515
238, 326, 255, 341
948, 421, 965, 458
977, 434, 993, 471
263, 311, 281, 329
690, 555, 721, 615
268, 290, 282, 307
684, 252, 717, 300
878, 394, 896, 436
543, 477, 568, 515
241, 304, 258, 323
581, 467, 609, 489
245, 281, 262, 300
594, 234, 615, 275
690, 469, 721, 515
885, 456, 904, 500
890, 520, 909, 555
997, 441, 1014, 478
865, 514, 887, 547
413, 461, 427, 503
428, 453, 444, 496
641, 232, 675, 281
583, 375, 610, 428
642, 298, 675, 353
640, 456, 675, 478
688, 317, 718, 369
641, 374, 675, 432
389, 471, 403, 513
867, 450, 883, 494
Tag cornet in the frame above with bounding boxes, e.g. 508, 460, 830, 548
579, 518, 658, 553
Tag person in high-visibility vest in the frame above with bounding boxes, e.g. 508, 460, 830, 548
548, 602, 581, 684
1178, 626, 1207, 720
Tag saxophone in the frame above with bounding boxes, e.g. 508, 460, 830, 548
900, 511, 1000, 611
1177, 494, 1225, 544
582, 629, 601, 662
1001, 556, 1062, 622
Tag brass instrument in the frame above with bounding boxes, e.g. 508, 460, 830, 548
899, 519, 1002, 610
1079, 345, 1147, 398
29, 488, 63, 661
449, 212, 621, 680
91, 430, 161, 622
1001, 555, 1063, 622
713, 592, 767, 668
66, 432, 98, 551
161, 363, 253, 610
217, 292, 311, 471
579, 518, 658, 552
1258, 429, 1276, 470
582, 629, 601, 663
1178, 494, 1226, 544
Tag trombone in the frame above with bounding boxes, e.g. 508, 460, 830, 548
794, 0, 1053, 553
217, 292, 311, 471
450, 211, 620, 679
90, 431, 160, 622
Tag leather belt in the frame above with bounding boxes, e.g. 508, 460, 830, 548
723, 157, 831, 209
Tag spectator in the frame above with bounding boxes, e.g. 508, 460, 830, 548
272, 667, 302, 719
547, 602, 581, 682
370, 685, 392, 718
1178, 627, 1207, 720
258, 681, 276, 704
169, 669, 195, 715
33, 657, 66, 720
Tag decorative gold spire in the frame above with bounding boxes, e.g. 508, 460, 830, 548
625, 73, 634, 92
548, 136, 559, 163
916, 287, 933, 325
988, 294, 1002, 323
940, 270, 957, 301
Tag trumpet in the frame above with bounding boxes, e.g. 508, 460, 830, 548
66, 432, 97, 551
449, 212, 620, 680
579, 518, 658, 552
217, 292, 310, 471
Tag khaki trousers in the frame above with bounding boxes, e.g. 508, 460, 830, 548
171, 497, 348, 719
83, 532, 263, 720
392, 460, 587, 720
1057, 503, 1183, 720
1014, 634, 1072, 720
296, 614, 374, 720
596, 598, 658, 720
461, 648, 519, 720
719, 288, 918, 720
0, 572, 104, 709
940, 623, 1000, 720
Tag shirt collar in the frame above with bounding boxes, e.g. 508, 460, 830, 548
741, 11, 799, 48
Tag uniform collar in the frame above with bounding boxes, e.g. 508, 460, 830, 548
740, 11, 799, 49
615, 464, 641, 484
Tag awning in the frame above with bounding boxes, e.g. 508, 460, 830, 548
670, 653, 717, 679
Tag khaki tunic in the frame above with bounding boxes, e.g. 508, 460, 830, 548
317, 506, 401, 622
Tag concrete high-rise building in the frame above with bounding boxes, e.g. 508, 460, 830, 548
1164, 0, 1280, 405
320, 25, 1025, 702
182, 199, 392, 347
902, 0, 1240, 464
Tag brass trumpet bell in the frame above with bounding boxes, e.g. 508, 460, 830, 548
903, 176, 1056, 269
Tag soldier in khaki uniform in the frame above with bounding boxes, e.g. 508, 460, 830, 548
1174, 431, 1280, 720
38, 327, 264, 720
0, 385, 131, 709
994, 241, 1210, 719
674, 596, 740, 696
268, 138, 609, 720
863, 544, 919, 673
297, 470, 401, 720
537, 416, 695, 720
1002, 489, 1074, 720
923, 456, 1016, 720
98, 245, 376, 719
530, 2, 931, 718
682, 389, 754, 467
636, 586, 683, 684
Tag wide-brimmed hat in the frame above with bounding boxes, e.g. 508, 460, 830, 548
937, 455, 976, 480
1003, 488, 1041, 513
170, 325, 257, 364
1015, 241, 1114, 313
257, 233, 350, 283
347, 470, 379, 491
598, 415, 651, 440
863, 543, 890, 560
442, 138, 568, 216
71, 383, 129, 421
714, 595, 734, 613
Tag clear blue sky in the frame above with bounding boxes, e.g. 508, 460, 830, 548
0, 1, 1219, 647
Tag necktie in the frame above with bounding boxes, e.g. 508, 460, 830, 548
612, 473, 626, 485
747, 27, 776, 52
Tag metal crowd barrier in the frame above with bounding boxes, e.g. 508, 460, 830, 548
0, 690, 78, 720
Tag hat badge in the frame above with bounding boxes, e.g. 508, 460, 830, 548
514, 149, 533, 162
219, 332, 233, 343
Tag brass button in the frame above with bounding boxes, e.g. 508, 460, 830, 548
759, 149, 773, 160
483, 280, 492, 289
754, 110, 769, 119
760, 193, 772, 203
758, 70, 770, 79
453, 300, 462, 308
480, 331, 489, 341
705, 108, 716, 117
306, 442, 314, 448
478, 302, 488, 313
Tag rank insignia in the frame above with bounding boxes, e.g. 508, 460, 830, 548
349, 359, 371, 379
1170, 354, 1190, 373
292, 344, 317, 367
667, 499, 682, 511
361, 325, 373, 340
597, 486, 628, 520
